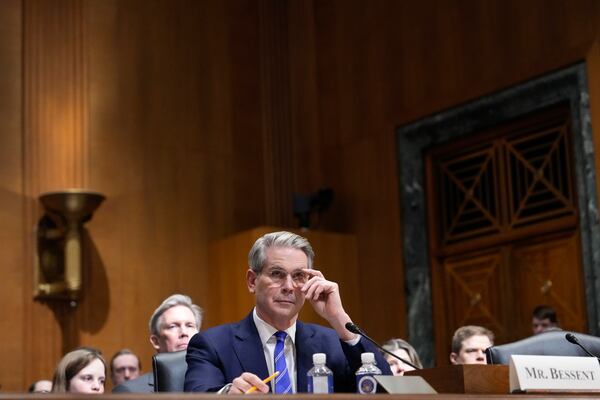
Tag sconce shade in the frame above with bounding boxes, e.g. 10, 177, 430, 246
39, 189, 105, 223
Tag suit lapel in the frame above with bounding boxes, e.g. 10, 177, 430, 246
232, 312, 269, 379
295, 321, 316, 392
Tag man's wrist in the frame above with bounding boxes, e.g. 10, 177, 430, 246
330, 312, 356, 341
344, 334, 361, 346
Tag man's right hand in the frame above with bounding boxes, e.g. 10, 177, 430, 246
228, 372, 270, 394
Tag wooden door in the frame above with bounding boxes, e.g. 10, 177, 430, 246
425, 104, 587, 365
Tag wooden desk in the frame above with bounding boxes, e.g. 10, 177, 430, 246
405, 364, 509, 394
4, 394, 600, 399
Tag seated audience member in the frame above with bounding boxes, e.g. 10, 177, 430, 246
184, 231, 391, 394
113, 294, 203, 393
382, 338, 423, 375
110, 349, 141, 386
52, 348, 106, 394
449, 325, 494, 365
28, 380, 52, 393
532, 305, 560, 335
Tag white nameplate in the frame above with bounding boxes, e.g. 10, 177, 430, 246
510, 355, 600, 393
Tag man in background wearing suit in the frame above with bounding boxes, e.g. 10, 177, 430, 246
184, 231, 391, 394
113, 294, 203, 392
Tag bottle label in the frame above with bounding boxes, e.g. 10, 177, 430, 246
311, 376, 330, 393
308, 375, 334, 393
357, 375, 378, 394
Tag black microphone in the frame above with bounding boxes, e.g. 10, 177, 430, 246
345, 322, 420, 370
565, 333, 600, 360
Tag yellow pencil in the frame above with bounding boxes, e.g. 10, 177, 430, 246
245, 371, 280, 394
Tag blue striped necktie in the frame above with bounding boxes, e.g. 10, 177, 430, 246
273, 331, 292, 394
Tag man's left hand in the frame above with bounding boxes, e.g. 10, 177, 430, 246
301, 269, 357, 341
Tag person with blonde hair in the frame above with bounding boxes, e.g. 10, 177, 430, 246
382, 338, 423, 375
52, 348, 106, 394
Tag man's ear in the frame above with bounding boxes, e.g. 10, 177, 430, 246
149, 335, 160, 351
449, 352, 458, 365
247, 268, 257, 293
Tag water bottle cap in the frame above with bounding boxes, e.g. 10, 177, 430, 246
313, 353, 326, 364
361, 352, 375, 363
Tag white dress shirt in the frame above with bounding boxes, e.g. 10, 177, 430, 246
253, 308, 298, 393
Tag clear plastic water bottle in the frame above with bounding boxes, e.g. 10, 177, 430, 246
355, 352, 382, 394
307, 353, 334, 393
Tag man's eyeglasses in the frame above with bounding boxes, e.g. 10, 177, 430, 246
262, 268, 309, 286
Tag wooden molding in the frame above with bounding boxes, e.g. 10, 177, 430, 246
22, 0, 90, 385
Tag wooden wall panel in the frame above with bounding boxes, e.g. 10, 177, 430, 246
22, 0, 92, 388
0, 0, 25, 391
296, 1, 407, 342
24, 0, 89, 191
258, 0, 296, 227
84, 0, 267, 386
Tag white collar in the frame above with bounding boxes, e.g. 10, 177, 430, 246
252, 307, 296, 345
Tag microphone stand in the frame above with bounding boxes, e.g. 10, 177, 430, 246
346, 322, 420, 370
565, 333, 600, 365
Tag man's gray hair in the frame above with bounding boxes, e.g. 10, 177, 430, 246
149, 294, 203, 336
248, 231, 314, 273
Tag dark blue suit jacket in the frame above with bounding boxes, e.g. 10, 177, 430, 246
184, 312, 391, 393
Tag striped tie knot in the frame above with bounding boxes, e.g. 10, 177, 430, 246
274, 330, 287, 342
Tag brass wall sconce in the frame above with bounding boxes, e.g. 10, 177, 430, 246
34, 189, 106, 301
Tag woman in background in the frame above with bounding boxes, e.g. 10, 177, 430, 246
52, 348, 106, 394
382, 338, 423, 375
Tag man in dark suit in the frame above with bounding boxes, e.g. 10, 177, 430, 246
184, 231, 391, 394
113, 294, 203, 392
